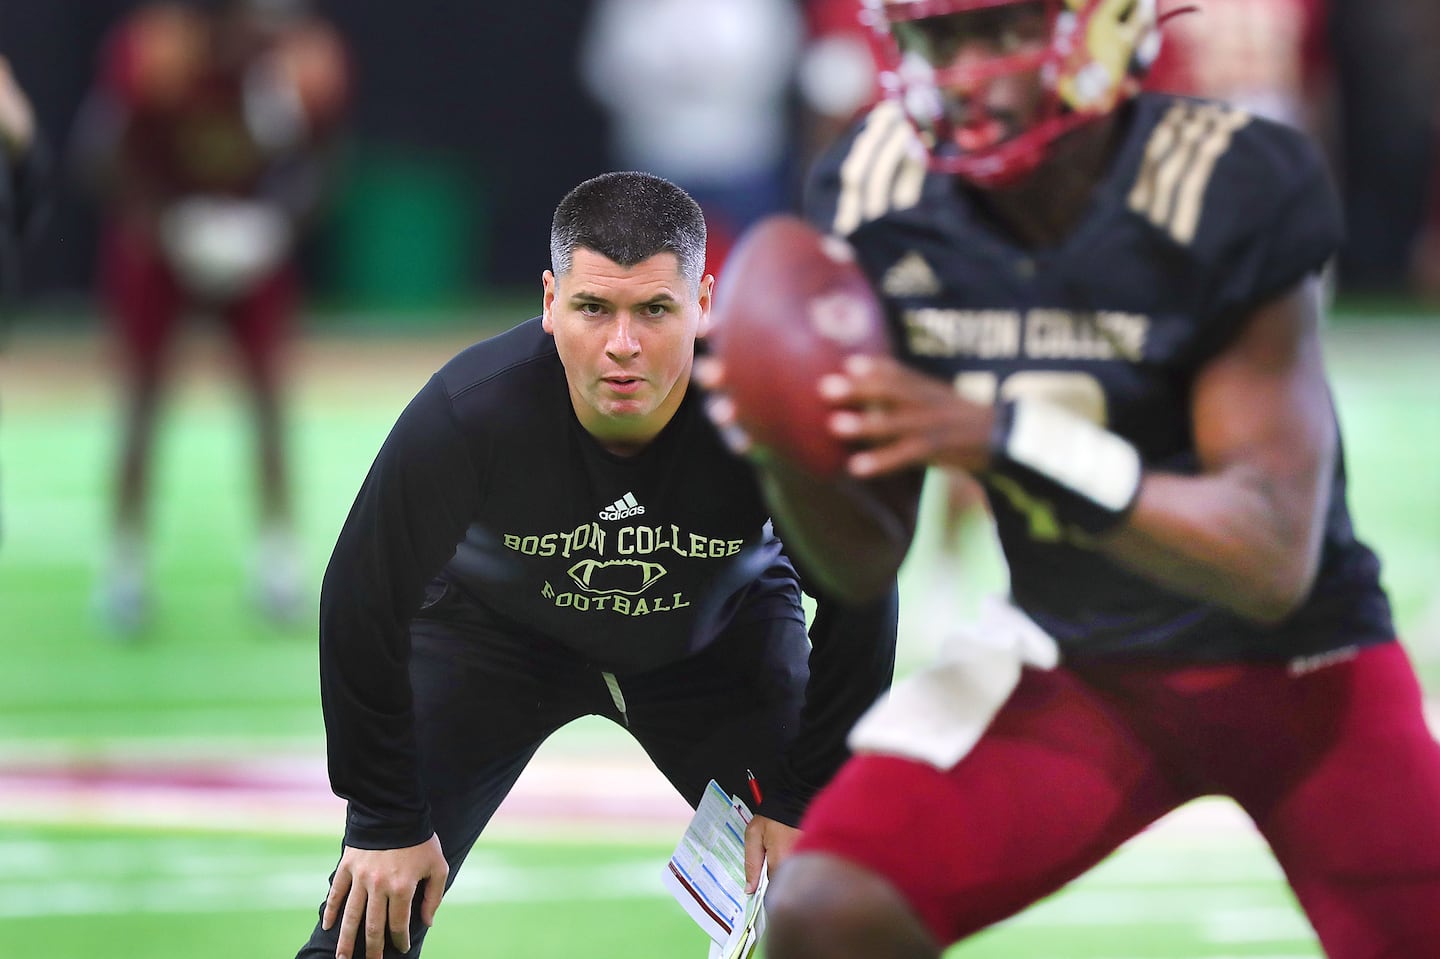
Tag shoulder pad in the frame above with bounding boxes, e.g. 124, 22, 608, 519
1124, 98, 1336, 260
1123, 97, 1341, 332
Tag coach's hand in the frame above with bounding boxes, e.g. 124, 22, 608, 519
743, 815, 800, 894
325, 834, 448, 959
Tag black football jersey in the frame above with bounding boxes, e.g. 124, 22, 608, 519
806, 92, 1394, 662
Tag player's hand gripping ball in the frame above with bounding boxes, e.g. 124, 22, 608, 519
708, 215, 891, 477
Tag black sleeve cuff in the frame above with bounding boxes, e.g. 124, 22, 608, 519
342, 805, 435, 851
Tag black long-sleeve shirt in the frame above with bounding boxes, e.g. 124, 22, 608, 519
321, 317, 897, 847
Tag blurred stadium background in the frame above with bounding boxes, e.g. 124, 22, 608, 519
0, 1, 1437, 956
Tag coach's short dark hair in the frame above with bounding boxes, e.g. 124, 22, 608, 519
550, 172, 707, 290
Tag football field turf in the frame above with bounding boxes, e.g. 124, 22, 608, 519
0, 313, 1436, 957
0, 814, 1328, 958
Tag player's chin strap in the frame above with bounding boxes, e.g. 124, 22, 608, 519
848, 595, 1059, 770
986, 398, 1143, 537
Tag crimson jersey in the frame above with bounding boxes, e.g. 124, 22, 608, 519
805, 92, 1393, 662
100, 4, 347, 201
1144, 0, 1327, 130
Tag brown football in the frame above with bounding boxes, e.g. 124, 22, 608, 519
708, 215, 891, 477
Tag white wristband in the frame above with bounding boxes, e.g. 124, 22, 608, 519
989, 399, 1143, 534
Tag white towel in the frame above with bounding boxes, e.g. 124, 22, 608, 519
159, 197, 292, 301
847, 595, 1060, 771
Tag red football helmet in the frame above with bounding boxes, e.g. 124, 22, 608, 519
864, 0, 1163, 188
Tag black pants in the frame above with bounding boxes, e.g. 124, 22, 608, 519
295, 603, 810, 958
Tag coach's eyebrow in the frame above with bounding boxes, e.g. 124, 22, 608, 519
568, 291, 680, 308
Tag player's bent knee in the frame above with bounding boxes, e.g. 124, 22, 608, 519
766, 852, 938, 959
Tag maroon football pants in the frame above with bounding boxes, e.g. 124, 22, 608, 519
797, 641, 1440, 955
102, 223, 297, 382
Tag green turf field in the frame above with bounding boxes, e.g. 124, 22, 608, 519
0, 818, 1325, 958
1, 313, 1436, 957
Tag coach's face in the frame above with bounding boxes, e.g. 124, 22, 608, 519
544, 248, 713, 456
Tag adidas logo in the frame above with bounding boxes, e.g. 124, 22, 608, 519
881, 251, 941, 297
599, 492, 645, 520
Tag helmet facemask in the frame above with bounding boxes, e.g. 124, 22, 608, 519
871, 0, 1162, 188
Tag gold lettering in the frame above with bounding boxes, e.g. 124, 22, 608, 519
1097, 312, 1147, 361
1023, 310, 1150, 361
1024, 310, 1066, 359
560, 522, 596, 557
904, 308, 1021, 359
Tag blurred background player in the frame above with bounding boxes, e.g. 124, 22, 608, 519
1144, 0, 1327, 131
1144, 0, 1440, 302
73, 0, 348, 632
796, 0, 885, 164
695, 0, 1440, 954
0, 54, 49, 544
579, 0, 804, 273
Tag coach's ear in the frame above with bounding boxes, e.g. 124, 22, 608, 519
542, 269, 558, 334
695, 272, 715, 338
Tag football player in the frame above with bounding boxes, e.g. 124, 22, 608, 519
702, 0, 1440, 954
75, 0, 348, 630
1143, 0, 1326, 131
291, 172, 899, 959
